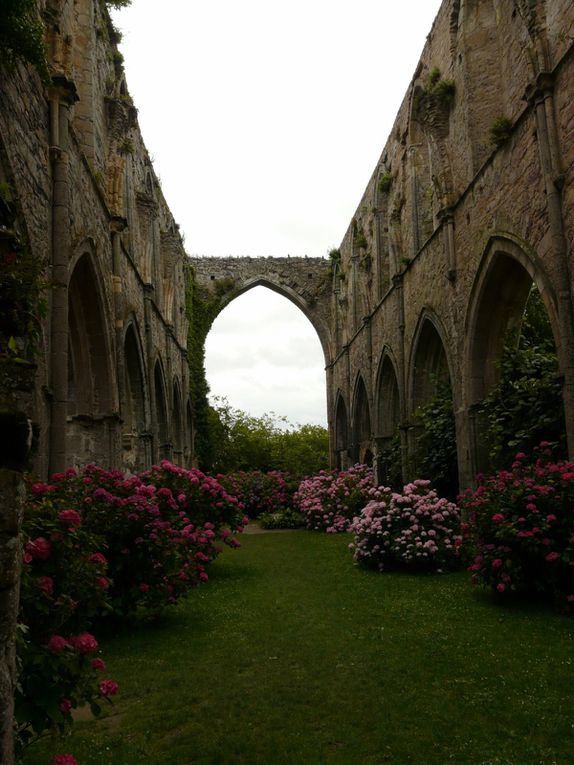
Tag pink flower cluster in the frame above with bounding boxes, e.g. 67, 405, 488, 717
294, 465, 374, 533
461, 446, 574, 606
218, 470, 295, 519
350, 480, 462, 571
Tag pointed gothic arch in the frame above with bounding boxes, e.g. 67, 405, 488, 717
172, 379, 183, 465
334, 392, 349, 470
67, 250, 115, 466
465, 234, 562, 473
122, 321, 149, 472
352, 374, 372, 465
153, 358, 170, 461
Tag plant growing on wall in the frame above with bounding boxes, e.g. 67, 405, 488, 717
0, 0, 49, 80
377, 173, 392, 195
489, 116, 513, 147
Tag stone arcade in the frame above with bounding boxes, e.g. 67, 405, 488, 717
2, 1, 574, 760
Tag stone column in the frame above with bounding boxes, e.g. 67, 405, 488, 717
528, 73, 574, 459
48, 77, 78, 475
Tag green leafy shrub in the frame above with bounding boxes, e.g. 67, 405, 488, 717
414, 381, 458, 499
461, 446, 574, 610
259, 508, 305, 529
477, 288, 565, 470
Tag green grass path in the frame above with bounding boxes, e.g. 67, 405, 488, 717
25, 531, 573, 764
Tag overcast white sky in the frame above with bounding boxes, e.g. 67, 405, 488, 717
112, 0, 443, 426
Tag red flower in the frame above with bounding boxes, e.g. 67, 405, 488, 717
88, 552, 107, 565
99, 678, 119, 697
58, 509, 81, 527
52, 756, 78, 765
491, 513, 505, 524
96, 577, 110, 590
91, 658, 106, 671
59, 698, 72, 715
47, 635, 70, 653
491, 559, 503, 569
25, 537, 51, 560
38, 576, 54, 596
69, 632, 98, 654
496, 583, 506, 593
545, 551, 560, 563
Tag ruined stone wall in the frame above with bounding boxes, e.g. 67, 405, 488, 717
0, 0, 191, 479
329, 0, 574, 488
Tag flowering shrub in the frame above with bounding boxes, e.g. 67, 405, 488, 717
217, 470, 296, 519
460, 446, 574, 608
54, 461, 248, 617
350, 480, 463, 570
294, 465, 374, 532
16, 471, 116, 751
18, 460, 246, 753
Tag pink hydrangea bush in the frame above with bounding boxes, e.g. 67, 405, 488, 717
217, 470, 296, 519
294, 465, 374, 532
350, 480, 463, 571
460, 445, 574, 608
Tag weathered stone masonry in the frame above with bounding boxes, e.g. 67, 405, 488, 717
2, 1, 574, 758
0, 4, 191, 757
328, 0, 574, 490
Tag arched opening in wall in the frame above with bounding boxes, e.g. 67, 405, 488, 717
204, 285, 328, 474
172, 381, 183, 466
352, 375, 372, 466
67, 253, 114, 467
184, 400, 193, 467
376, 354, 402, 488
153, 360, 170, 461
468, 249, 564, 473
410, 316, 458, 497
122, 323, 147, 472
334, 394, 349, 470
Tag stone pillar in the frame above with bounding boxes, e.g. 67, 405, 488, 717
48, 78, 78, 475
528, 73, 574, 459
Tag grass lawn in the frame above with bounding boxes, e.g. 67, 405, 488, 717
23, 530, 573, 765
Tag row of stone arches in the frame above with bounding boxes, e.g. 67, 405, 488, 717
64, 250, 191, 473
332, 235, 565, 490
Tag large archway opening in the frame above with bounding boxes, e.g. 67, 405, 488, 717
467, 247, 564, 474
205, 286, 327, 427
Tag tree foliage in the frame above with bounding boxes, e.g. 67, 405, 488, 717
477, 287, 565, 469
414, 380, 458, 499
206, 398, 329, 479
